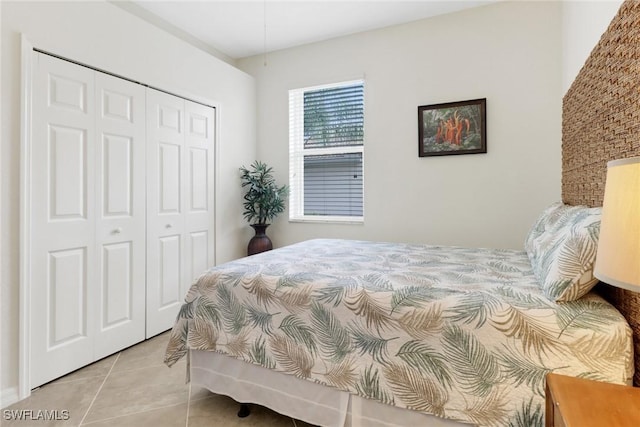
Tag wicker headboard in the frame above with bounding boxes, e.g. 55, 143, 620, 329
562, 0, 640, 386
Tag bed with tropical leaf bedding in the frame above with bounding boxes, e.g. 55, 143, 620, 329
164, 203, 633, 427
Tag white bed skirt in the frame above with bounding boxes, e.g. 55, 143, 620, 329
190, 350, 473, 427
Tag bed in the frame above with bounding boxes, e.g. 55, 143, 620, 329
165, 2, 640, 426
164, 217, 633, 426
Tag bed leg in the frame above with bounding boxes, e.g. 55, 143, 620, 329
238, 403, 251, 418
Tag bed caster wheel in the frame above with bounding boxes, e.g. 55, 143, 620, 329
238, 404, 251, 418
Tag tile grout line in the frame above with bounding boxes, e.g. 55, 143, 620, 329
78, 352, 121, 426
81, 401, 187, 426
185, 382, 192, 427
99, 361, 168, 376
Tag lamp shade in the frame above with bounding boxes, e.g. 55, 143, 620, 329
594, 157, 640, 292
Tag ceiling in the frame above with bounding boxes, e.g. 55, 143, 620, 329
129, 1, 498, 60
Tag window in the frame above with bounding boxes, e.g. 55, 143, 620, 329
289, 80, 364, 222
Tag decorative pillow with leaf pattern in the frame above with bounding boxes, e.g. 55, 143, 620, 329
526, 203, 602, 302
524, 201, 565, 259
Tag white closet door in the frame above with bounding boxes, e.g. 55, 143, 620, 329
146, 91, 216, 337
146, 89, 187, 337
94, 72, 146, 358
30, 53, 147, 387
184, 100, 215, 285
31, 53, 97, 386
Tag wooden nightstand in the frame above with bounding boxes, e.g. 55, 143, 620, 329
545, 373, 640, 427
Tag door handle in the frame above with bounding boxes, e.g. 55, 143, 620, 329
165, 224, 172, 229
112, 227, 122, 235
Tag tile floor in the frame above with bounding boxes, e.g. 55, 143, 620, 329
2, 332, 314, 427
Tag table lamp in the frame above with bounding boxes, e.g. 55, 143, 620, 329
594, 157, 640, 292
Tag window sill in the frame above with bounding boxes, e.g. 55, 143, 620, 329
289, 216, 364, 225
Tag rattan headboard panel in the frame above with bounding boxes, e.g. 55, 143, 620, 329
562, 0, 640, 386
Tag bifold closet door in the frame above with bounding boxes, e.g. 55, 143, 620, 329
146, 89, 215, 337
183, 100, 216, 290
30, 53, 146, 387
93, 72, 146, 360
31, 53, 97, 387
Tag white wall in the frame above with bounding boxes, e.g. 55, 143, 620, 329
561, 0, 623, 94
1, 1, 256, 404
238, 0, 562, 252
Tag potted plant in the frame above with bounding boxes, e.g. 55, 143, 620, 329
239, 161, 289, 255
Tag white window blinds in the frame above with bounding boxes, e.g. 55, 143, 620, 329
289, 80, 364, 222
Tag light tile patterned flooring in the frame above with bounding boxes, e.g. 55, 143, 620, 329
2, 332, 314, 427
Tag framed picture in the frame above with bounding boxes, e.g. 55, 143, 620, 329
418, 98, 486, 157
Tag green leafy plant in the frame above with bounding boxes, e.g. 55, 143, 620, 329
239, 161, 289, 225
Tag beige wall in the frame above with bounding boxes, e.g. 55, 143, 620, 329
238, 1, 563, 251
561, 0, 624, 94
1, 1, 256, 404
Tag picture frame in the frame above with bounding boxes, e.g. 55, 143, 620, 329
418, 98, 486, 157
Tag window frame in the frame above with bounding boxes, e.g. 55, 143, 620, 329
289, 79, 365, 224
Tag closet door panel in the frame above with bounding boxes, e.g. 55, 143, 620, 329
159, 142, 181, 213
101, 242, 133, 325
48, 248, 88, 345
189, 231, 209, 282
185, 101, 216, 283
102, 134, 132, 215
48, 126, 87, 219
31, 53, 96, 387
159, 235, 182, 305
94, 72, 146, 358
146, 89, 186, 337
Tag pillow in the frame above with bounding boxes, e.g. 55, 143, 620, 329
525, 203, 602, 302
524, 201, 565, 259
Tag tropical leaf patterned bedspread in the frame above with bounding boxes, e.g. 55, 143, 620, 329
164, 239, 633, 426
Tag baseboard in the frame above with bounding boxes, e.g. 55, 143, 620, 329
1, 387, 20, 409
